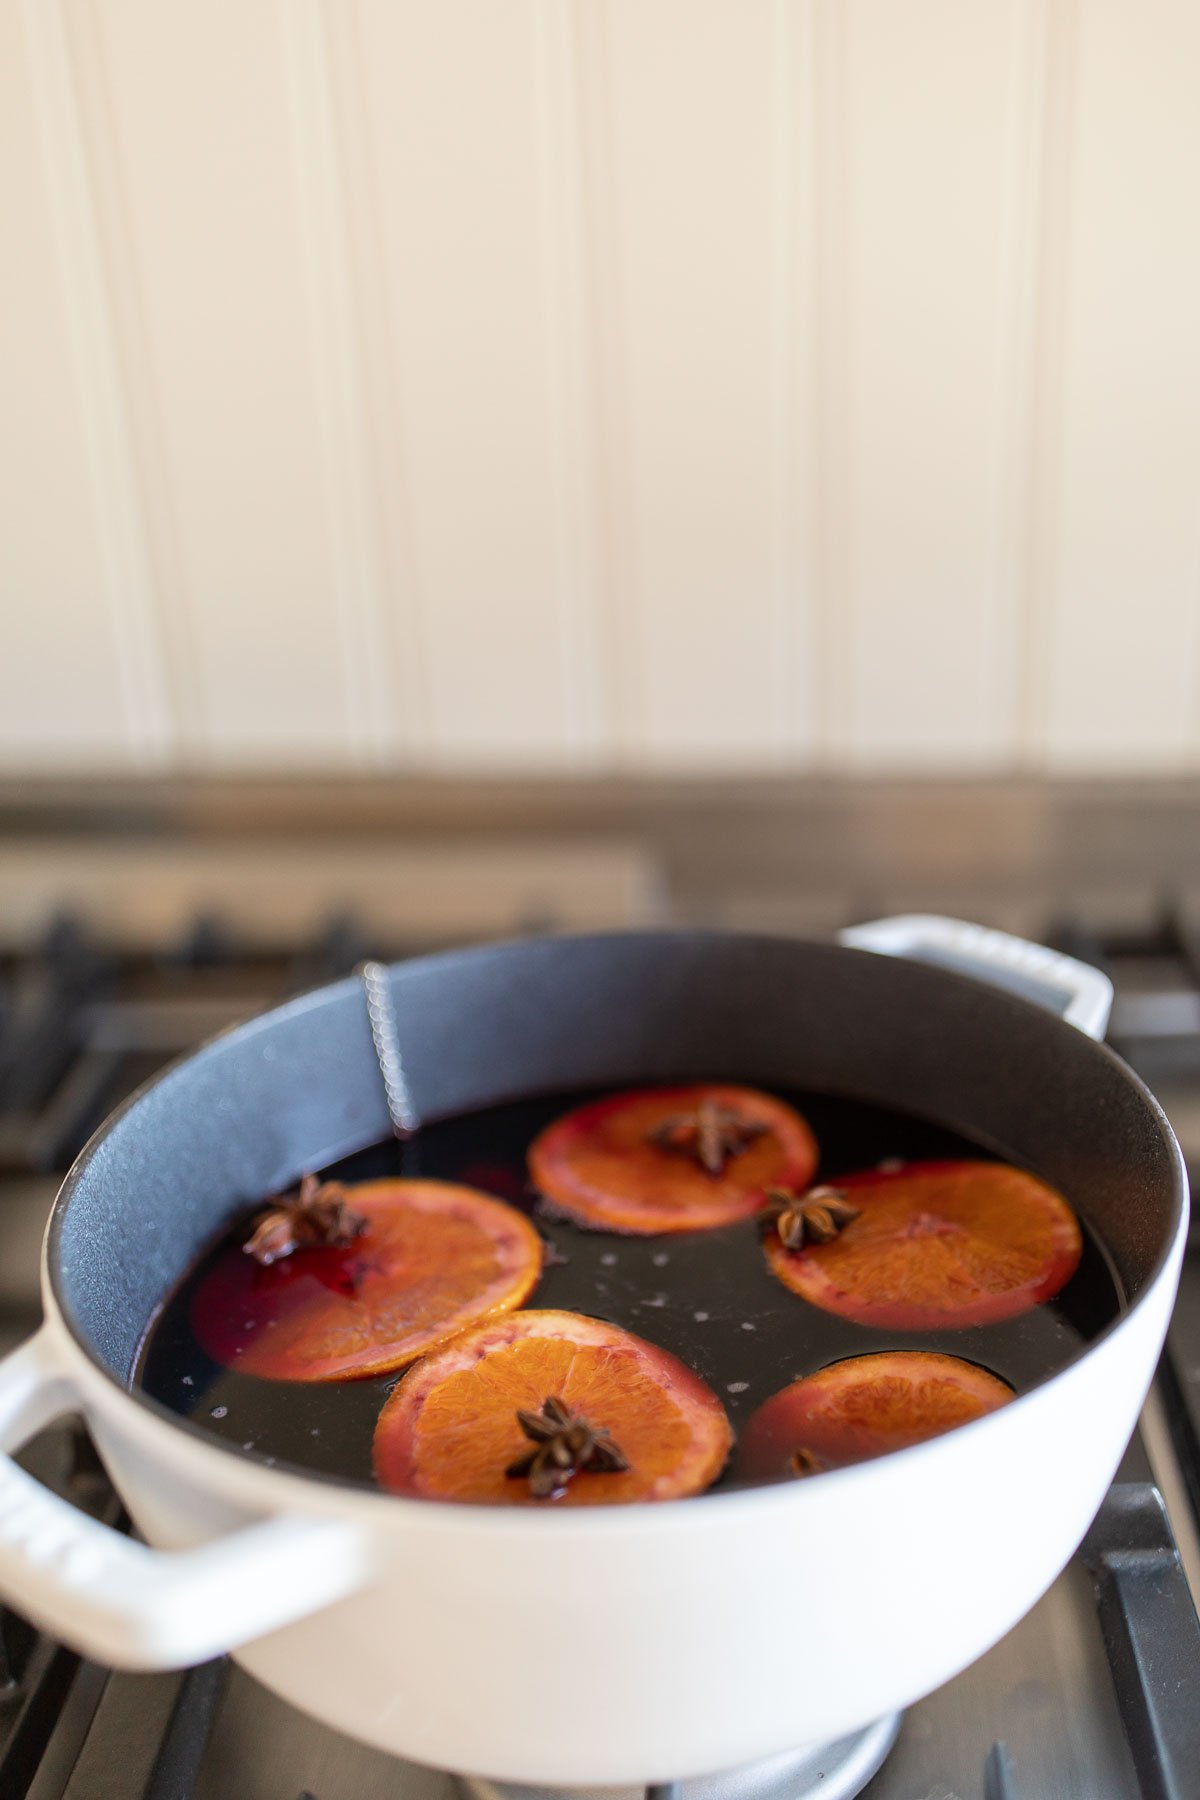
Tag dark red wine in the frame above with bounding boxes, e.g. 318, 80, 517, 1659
136, 1087, 1124, 1493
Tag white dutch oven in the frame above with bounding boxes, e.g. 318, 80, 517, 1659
0, 920, 1186, 1783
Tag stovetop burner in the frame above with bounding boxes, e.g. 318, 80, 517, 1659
460, 1718, 902, 1800
1, 910, 1200, 1799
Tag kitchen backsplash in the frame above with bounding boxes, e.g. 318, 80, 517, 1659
3, 0, 1198, 776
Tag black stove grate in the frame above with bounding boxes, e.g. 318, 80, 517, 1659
1081, 1485, 1200, 1800
0, 915, 399, 1179
0, 912, 1198, 1799
0, 1463, 1196, 1800
1049, 912, 1200, 1541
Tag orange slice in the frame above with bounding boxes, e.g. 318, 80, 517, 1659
191, 1179, 542, 1382
373, 1309, 732, 1504
528, 1085, 817, 1236
737, 1351, 1013, 1480
765, 1158, 1081, 1330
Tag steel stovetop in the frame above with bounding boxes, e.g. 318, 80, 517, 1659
16, 1483, 1176, 1800
2, 909, 1199, 1800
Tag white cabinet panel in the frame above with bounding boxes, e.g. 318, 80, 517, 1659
1038, 0, 1200, 771
830, 0, 1031, 770
1, 0, 167, 768
353, 0, 603, 767
2, 0, 1199, 777
589, 0, 803, 767
86, 0, 370, 766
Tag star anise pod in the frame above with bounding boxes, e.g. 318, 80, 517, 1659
505, 1395, 629, 1500
243, 1174, 368, 1266
648, 1098, 768, 1176
789, 1447, 829, 1479
765, 1183, 860, 1251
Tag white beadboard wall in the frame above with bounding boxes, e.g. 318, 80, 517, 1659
2, 0, 1199, 776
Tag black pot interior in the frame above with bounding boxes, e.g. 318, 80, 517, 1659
50, 932, 1185, 1386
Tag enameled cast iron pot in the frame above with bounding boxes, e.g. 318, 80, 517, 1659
0, 918, 1187, 1783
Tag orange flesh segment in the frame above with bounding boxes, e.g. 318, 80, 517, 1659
373, 1309, 732, 1504
191, 1179, 543, 1382
738, 1351, 1013, 1479
529, 1085, 818, 1235
766, 1159, 1082, 1329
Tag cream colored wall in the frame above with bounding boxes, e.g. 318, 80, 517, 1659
2, 0, 1198, 776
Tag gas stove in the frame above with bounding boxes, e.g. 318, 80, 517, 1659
2, 913, 1199, 1800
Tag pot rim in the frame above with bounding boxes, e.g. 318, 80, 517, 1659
42, 928, 1191, 1531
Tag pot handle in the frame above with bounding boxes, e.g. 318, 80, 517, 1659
838, 913, 1113, 1041
0, 1327, 376, 1669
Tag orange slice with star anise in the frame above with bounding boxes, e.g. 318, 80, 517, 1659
737, 1351, 1013, 1481
528, 1085, 817, 1235
373, 1309, 732, 1504
765, 1159, 1081, 1330
191, 1179, 543, 1382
